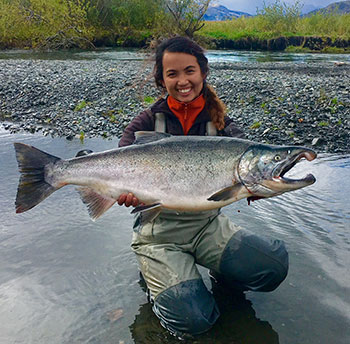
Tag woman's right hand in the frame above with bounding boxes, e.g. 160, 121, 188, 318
117, 193, 143, 207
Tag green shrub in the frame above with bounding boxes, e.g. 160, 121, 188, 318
74, 100, 88, 111
250, 121, 261, 129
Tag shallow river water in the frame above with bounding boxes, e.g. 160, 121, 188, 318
1, 47, 350, 64
0, 128, 349, 344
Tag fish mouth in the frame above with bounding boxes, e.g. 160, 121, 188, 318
241, 146, 317, 205
271, 150, 317, 188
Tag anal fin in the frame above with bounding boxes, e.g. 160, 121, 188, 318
77, 187, 116, 220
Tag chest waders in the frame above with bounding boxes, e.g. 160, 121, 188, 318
131, 112, 289, 338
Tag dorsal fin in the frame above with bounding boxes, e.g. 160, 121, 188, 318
134, 131, 171, 145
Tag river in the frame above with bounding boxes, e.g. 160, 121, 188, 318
1, 47, 350, 64
0, 49, 349, 344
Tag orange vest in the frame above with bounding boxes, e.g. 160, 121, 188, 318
167, 94, 205, 135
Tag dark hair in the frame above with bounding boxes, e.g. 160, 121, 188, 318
153, 36, 226, 130
154, 36, 209, 89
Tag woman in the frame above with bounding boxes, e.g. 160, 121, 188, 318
117, 36, 288, 338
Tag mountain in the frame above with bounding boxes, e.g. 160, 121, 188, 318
301, 4, 319, 15
204, 1, 350, 21
305, 1, 350, 16
203, 5, 251, 21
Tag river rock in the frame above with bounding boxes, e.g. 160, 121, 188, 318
0, 58, 349, 154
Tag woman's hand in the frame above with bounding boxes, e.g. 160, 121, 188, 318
117, 193, 143, 207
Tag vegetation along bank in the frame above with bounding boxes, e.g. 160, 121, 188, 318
0, 0, 350, 52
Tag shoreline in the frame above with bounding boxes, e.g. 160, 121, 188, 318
0, 58, 349, 154
2, 35, 350, 53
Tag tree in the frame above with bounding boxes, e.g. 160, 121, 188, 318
0, 0, 95, 49
165, 0, 212, 38
256, 0, 302, 33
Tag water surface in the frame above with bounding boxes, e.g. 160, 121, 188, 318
0, 48, 349, 64
0, 130, 349, 343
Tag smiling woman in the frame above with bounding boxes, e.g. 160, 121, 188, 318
115, 36, 291, 339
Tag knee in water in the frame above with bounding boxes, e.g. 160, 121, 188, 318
260, 242, 289, 292
152, 279, 219, 336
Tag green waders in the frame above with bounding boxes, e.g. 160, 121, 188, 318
131, 209, 288, 337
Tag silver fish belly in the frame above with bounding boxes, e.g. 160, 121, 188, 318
14, 132, 317, 223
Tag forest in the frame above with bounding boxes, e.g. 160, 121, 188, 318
0, 0, 349, 51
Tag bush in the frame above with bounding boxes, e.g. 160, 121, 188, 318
0, 0, 95, 49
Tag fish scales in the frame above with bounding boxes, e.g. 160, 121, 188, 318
14, 133, 317, 222
53, 137, 248, 210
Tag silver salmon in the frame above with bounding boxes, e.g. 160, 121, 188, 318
14, 132, 316, 223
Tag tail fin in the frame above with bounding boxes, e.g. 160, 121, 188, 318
14, 143, 61, 213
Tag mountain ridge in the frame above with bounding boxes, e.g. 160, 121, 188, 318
305, 0, 350, 16
203, 4, 251, 21
205, 1, 350, 21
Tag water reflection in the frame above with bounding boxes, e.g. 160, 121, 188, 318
0, 131, 349, 344
130, 292, 279, 344
205, 50, 350, 64
0, 48, 147, 61
1, 47, 349, 64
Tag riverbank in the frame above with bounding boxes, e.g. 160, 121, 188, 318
0, 58, 349, 153
208, 36, 350, 53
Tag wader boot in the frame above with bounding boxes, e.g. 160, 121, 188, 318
131, 209, 289, 337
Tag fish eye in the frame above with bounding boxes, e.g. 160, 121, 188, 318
274, 155, 281, 161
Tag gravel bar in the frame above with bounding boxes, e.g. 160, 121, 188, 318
0, 58, 349, 153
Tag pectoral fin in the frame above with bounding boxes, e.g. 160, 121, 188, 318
77, 187, 116, 220
131, 203, 162, 225
207, 184, 244, 202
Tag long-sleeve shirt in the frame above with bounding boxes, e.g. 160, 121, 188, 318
119, 97, 245, 147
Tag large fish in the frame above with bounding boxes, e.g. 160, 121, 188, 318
14, 132, 316, 223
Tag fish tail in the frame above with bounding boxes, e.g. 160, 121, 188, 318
14, 142, 61, 213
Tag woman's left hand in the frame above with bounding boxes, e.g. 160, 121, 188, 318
117, 193, 143, 207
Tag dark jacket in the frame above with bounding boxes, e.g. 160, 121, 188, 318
119, 98, 245, 147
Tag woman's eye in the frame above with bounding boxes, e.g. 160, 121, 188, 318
166, 70, 177, 77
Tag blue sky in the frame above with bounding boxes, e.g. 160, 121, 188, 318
217, 0, 341, 15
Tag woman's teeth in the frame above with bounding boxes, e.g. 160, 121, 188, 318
179, 88, 191, 93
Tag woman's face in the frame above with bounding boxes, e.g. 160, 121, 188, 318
161, 52, 205, 103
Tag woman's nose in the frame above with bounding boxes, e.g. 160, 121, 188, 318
177, 74, 189, 85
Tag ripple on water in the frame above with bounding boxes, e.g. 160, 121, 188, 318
1, 132, 350, 344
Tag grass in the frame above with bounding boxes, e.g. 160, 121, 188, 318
1, 0, 349, 50
250, 121, 262, 129
199, 12, 350, 42
318, 121, 329, 127
79, 131, 85, 143
74, 100, 88, 112
144, 96, 156, 104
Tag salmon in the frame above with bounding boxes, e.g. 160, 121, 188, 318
14, 132, 316, 223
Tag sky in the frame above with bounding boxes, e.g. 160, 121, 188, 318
216, 0, 342, 15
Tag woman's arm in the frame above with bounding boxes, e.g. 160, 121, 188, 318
117, 110, 154, 206
221, 116, 246, 138
118, 110, 154, 147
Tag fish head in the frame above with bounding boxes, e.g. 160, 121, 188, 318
237, 144, 317, 200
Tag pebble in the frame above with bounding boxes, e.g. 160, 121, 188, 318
0, 58, 349, 154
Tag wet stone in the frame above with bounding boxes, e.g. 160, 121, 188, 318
0, 59, 349, 154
